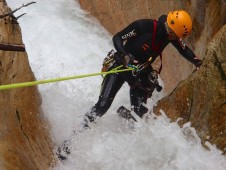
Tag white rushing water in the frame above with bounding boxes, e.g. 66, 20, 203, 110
6, 0, 226, 170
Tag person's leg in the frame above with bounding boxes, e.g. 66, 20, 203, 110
130, 86, 148, 118
125, 70, 149, 118
85, 73, 124, 122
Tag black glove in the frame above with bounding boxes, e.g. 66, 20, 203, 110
156, 84, 162, 92
194, 58, 202, 69
147, 70, 162, 92
121, 53, 136, 67
148, 70, 158, 84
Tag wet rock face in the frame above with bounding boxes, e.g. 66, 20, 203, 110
154, 25, 226, 154
0, 1, 54, 169
79, 0, 225, 154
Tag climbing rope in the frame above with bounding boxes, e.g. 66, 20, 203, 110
0, 66, 135, 90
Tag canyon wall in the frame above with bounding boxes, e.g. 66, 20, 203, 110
0, 1, 54, 169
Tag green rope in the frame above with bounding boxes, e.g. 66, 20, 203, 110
0, 66, 134, 90
101, 65, 124, 78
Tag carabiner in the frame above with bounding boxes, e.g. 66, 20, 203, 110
137, 64, 146, 71
127, 64, 138, 70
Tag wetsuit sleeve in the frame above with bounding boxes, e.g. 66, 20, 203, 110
171, 39, 201, 66
112, 19, 154, 55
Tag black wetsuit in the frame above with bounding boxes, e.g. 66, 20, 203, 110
86, 15, 200, 121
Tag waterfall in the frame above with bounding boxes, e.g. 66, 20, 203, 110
6, 0, 226, 169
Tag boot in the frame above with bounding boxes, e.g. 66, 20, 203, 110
133, 105, 148, 118
117, 106, 136, 121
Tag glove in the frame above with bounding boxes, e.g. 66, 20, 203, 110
148, 70, 158, 84
121, 53, 138, 67
194, 58, 202, 69
148, 71, 162, 92
156, 84, 162, 92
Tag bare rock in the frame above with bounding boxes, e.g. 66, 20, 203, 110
0, 1, 54, 169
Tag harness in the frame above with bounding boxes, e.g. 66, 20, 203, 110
141, 19, 163, 74
102, 20, 163, 77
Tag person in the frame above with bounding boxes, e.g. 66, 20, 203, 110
84, 10, 202, 124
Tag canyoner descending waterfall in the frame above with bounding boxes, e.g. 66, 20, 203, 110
6, 0, 226, 170
56, 9, 203, 161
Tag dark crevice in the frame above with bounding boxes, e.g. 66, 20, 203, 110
213, 52, 226, 80
12, 74, 16, 79
16, 109, 20, 122
22, 132, 30, 141
16, 109, 30, 142
188, 90, 193, 121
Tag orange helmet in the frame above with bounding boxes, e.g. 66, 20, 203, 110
167, 10, 192, 38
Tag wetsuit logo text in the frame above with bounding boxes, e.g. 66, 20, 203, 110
122, 29, 136, 39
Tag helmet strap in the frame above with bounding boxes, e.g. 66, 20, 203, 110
164, 22, 170, 35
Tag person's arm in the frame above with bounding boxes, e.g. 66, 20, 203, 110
171, 39, 202, 68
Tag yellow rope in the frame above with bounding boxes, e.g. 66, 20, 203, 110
0, 66, 133, 90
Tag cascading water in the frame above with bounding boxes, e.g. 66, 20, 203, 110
6, 0, 226, 169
